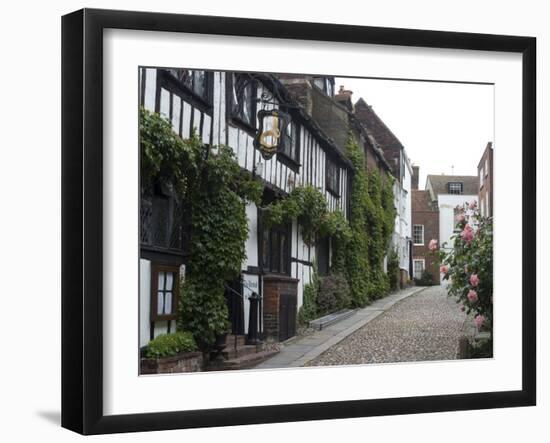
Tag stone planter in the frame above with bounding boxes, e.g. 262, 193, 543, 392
140, 351, 204, 374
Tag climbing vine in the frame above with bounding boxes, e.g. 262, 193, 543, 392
140, 108, 262, 349
262, 185, 351, 247
364, 168, 396, 298
344, 136, 372, 306
344, 136, 396, 305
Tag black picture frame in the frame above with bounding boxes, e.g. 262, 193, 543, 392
62, 8, 536, 435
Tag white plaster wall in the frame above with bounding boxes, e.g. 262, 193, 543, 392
139, 259, 151, 348
244, 202, 259, 268
438, 194, 478, 251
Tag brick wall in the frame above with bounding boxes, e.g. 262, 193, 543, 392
412, 190, 440, 284
263, 274, 299, 341
477, 142, 493, 218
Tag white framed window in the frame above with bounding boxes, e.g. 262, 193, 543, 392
413, 259, 425, 280
448, 182, 463, 195
413, 224, 424, 245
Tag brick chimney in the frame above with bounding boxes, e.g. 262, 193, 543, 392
412, 165, 420, 190
335, 85, 353, 111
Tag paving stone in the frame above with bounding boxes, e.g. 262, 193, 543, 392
306, 286, 466, 367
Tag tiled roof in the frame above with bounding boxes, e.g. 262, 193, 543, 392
426, 174, 479, 196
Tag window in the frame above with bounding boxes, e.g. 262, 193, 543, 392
262, 222, 291, 275
485, 158, 489, 177
151, 264, 180, 321
413, 259, 425, 280
413, 224, 424, 245
166, 68, 211, 104
140, 183, 185, 253
313, 77, 334, 97
280, 121, 300, 165
448, 182, 463, 195
479, 166, 484, 188
326, 158, 340, 195
230, 73, 257, 129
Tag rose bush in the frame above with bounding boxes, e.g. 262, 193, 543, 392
432, 201, 493, 337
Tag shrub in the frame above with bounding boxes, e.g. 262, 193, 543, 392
436, 201, 493, 338
387, 248, 400, 291
298, 281, 318, 325
146, 331, 197, 359
316, 272, 351, 316
414, 270, 434, 286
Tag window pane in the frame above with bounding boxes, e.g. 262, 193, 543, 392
313, 77, 325, 90
164, 292, 172, 314
165, 272, 173, 291
158, 271, 165, 290
242, 84, 253, 125
193, 70, 206, 98
157, 292, 164, 315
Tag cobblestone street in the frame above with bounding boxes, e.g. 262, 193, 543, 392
306, 285, 466, 367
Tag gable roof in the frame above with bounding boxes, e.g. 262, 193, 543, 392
426, 174, 479, 197
354, 97, 405, 177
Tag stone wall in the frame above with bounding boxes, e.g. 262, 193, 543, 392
140, 352, 204, 374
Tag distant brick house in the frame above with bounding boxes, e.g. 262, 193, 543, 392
478, 142, 493, 218
411, 166, 440, 284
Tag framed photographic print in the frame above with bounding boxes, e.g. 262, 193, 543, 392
61, 8, 536, 435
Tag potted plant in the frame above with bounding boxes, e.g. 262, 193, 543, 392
212, 318, 232, 361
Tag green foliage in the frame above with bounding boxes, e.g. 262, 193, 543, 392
140, 108, 261, 350
343, 136, 396, 304
316, 272, 351, 316
297, 268, 319, 325
140, 107, 200, 195
387, 248, 400, 291
414, 270, 434, 286
344, 136, 372, 306
145, 331, 197, 359
263, 185, 330, 246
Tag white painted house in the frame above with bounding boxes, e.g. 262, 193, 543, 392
394, 151, 413, 282
139, 68, 353, 347
425, 175, 479, 283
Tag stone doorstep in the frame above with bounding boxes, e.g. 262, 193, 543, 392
222, 343, 262, 360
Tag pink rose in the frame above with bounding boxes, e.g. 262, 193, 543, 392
467, 289, 478, 303
470, 274, 480, 287
474, 315, 485, 328
428, 239, 438, 251
457, 213, 466, 223
469, 200, 478, 209
440, 265, 448, 274
460, 224, 474, 243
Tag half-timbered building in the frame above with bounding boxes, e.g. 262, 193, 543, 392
139, 68, 353, 347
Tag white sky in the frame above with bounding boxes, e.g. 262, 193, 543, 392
336, 77, 494, 189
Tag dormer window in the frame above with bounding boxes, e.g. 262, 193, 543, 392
312, 77, 334, 97
448, 182, 463, 195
